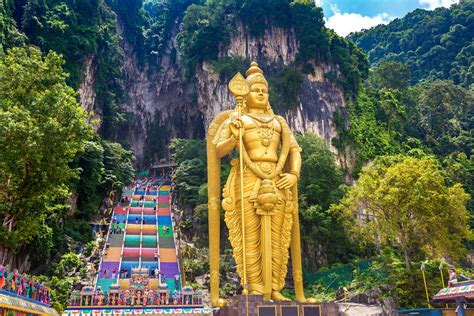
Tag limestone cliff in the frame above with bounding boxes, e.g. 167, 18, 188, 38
79, 19, 350, 167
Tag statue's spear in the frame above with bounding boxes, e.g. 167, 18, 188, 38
228, 72, 250, 295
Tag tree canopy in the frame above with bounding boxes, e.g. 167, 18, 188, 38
332, 155, 471, 269
0, 47, 91, 248
349, 1, 473, 87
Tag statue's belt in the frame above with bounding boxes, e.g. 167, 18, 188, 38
242, 161, 277, 175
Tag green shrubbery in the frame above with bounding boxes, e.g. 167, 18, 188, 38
209, 56, 249, 81
269, 66, 303, 111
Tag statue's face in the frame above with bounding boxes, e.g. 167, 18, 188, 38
246, 83, 269, 110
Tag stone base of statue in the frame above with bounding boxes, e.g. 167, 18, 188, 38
213, 295, 338, 316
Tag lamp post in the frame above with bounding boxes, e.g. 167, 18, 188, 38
343, 287, 349, 315
421, 262, 431, 308
439, 262, 448, 309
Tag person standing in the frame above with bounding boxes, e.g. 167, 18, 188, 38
174, 274, 179, 290
449, 268, 458, 286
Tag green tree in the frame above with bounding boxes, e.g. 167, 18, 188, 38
368, 61, 411, 90
74, 140, 105, 216
170, 138, 206, 165
269, 67, 303, 111
349, 1, 473, 87
54, 252, 81, 277
332, 155, 470, 269
101, 140, 135, 195
0, 47, 91, 249
418, 80, 473, 156
173, 158, 206, 207
0, 0, 26, 52
177, 3, 231, 74
296, 134, 353, 268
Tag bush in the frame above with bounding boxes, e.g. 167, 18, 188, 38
56, 253, 81, 277
269, 66, 303, 111
64, 219, 93, 243
83, 241, 96, 257
209, 56, 249, 81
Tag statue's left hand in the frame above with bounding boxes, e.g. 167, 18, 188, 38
276, 173, 298, 189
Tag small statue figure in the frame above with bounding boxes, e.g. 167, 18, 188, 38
120, 290, 125, 305
97, 292, 104, 306
147, 290, 154, 305
70, 290, 79, 306
24, 276, 30, 298
124, 290, 130, 305
0, 265, 5, 290
15, 273, 22, 295
45, 287, 50, 304
136, 290, 142, 305
7, 270, 15, 292
27, 277, 34, 298
30, 281, 36, 299
143, 289, 148, 306
84, 295, 90, 306
38, 285, 43, 302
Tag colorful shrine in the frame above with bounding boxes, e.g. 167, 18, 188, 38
64, 179, 211, 315
433, 280, 474, 316
0, 266, 57, 315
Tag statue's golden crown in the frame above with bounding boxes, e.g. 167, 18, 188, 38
245, 61, 268, 87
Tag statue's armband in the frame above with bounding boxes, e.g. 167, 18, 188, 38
214, 119, 237, 158
290, 133, 302, 153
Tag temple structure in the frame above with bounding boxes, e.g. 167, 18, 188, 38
64, 178, 211, 315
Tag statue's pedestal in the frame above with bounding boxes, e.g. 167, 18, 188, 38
214, 295, 338, 316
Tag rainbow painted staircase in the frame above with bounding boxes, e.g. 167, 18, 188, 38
64, 179, 211, 315
95, 183, 180, 294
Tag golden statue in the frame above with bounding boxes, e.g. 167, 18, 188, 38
207, 62, 312, 306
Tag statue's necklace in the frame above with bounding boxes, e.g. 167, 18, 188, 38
248, 114, 274, 151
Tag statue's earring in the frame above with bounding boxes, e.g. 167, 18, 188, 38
242, 100, 247, 113
266, 103, 273, 115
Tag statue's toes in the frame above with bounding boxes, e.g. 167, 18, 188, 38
212, 298, 227, 307
272, 291, 290, 301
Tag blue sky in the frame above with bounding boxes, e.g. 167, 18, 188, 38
317, 0, 460, 36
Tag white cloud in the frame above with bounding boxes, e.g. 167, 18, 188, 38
314, 0, 323, 6
326, 10, 393, 37
419, 0, 459, 10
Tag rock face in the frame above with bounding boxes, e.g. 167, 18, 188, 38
80, 19, 349, 166
344, 285, 399, 316
78, 54, 100, 129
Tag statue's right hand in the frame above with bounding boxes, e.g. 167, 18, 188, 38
230, 115, 244, 139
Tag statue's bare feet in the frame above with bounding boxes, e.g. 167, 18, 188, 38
272, 291, 291, 301
296, 295, 317, 303
212, 298, 227, 307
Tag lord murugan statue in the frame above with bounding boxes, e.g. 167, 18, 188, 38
207, 62, 312, 306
